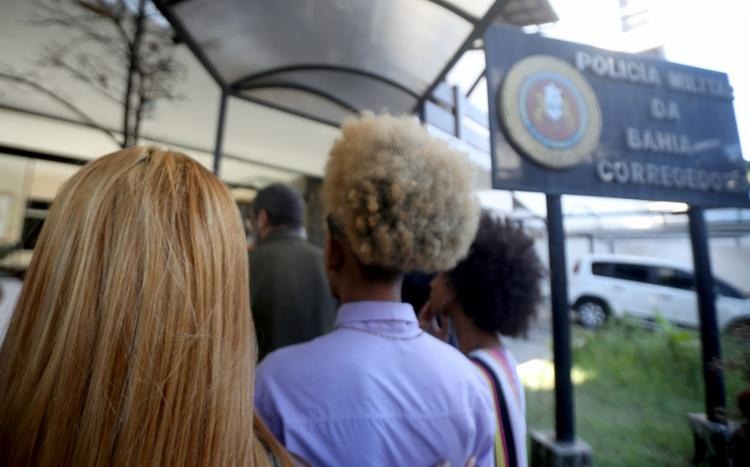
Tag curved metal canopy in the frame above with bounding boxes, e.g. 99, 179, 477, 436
154, 0, 513, 126
153, 0, 556, 172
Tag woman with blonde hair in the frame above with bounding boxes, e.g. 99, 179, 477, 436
0, 147, 292, 466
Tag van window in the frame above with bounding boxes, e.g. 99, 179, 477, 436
654, 267, 694, 291
715, 279, 744, 299
591, 262, 615, 277
612, 263, 651, 284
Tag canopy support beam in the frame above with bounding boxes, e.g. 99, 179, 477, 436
212, 88, 229, 175
425, 0, 478, 23
231, 93, 339, 128
153, 0, 226, 88
0, 143, 88, 166
239, 82, 359, 114
231, 64, 421, 100
414, 0, 509, 113
467, 68, 486, 97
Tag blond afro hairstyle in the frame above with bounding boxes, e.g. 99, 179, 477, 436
323, 113, 480, 273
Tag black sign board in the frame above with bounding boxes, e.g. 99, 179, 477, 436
485, 26, 749, 207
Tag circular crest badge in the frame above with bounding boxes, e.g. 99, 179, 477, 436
500, 55, 602, 169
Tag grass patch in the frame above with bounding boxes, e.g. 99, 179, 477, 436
524, 319, 749, 466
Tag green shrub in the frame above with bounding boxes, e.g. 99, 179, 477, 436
526, 317, 749, 466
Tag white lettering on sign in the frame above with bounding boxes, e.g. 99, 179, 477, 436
625, 127, 692, 155
573, 51, 733, 102
650, 98, 681, 121
575, 51, 661, 86
666, 71, 733, 99
596, 160, 740, 193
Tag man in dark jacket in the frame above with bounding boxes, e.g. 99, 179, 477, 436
249, 183, 337, 360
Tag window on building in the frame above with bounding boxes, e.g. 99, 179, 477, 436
621, 10, 650, 32
21, 199, 50, 250
619, 0, 651, 32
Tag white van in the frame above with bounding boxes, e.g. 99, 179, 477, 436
569, 254, 750, 333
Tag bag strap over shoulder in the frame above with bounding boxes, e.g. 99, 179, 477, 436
471, 355, 518, 467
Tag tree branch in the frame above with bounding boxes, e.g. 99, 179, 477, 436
27, 0, 186, 145
0, 67, 121, 146
40, 54, 125, 104
121, 0, 147, 147
133, 85, 146, 143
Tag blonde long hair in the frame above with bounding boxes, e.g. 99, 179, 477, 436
0, 147, 284, 466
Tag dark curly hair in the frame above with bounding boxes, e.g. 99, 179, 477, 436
447, 214, 545, 337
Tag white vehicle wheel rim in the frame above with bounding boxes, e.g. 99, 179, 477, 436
579, 303, 605, 328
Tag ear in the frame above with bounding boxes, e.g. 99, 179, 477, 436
431, 273, 458, 314
443, 274, 458, 301
256, 209, 270, 230
324, 231, 345, 272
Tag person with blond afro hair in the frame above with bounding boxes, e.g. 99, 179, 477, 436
255, 113, 495, 467
322, 113, 480, 273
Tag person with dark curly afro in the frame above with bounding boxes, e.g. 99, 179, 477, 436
255, 113, 497, 467
420, 213, 545, 467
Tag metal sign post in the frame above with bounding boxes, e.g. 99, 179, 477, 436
545, 194, 575, 443
688, 206, 727, 422
686, 206, 732, 465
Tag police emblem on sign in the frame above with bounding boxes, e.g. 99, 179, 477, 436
500, 55, 602, 169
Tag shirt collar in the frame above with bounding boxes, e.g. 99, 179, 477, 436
335, 301, 417, 326
261, 228, 303, 244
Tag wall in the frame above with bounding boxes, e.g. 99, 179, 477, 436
0, 154, 30, 246
28, 160, 80, 201
303, 177, 326, 248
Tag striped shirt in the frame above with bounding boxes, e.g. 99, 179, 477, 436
470, 347, 527, 467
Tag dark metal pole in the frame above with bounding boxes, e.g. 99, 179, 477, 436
688, 206, 726, 423
413, 0, 509, 113
418, 102, 426, 124
546, 193, 575, 443
452, 86, 464, 140
466, 68, 486, 97
213, 89, 229, 176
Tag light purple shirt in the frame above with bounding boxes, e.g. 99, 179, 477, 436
255, 301, 496, 467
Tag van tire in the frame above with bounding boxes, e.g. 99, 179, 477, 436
574, 297, 609, 329
725, 319, 750, 345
